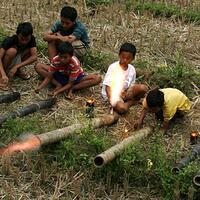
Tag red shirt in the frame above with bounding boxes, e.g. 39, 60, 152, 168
49, 55, 84, 81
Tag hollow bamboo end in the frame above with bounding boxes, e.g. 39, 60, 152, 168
94, 156, 104, 167
172, 167, 180, 174
193, 174, 200, 187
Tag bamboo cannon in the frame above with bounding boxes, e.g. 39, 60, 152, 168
37, 113, 119, 145
0, 98, 56, 125
0, 92, 20, 104
193, 171, 200, 187
0, 113, 119, 156
172, 144, 200, 173
94, 127, 152, 167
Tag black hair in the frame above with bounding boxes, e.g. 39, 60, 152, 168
57, 42, 74, 56
16, 22, 33, 37
61, 6, 77, 22
146, 88, 164, 107
119, 42, 136, 58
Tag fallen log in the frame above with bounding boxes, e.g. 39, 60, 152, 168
172, 144, 200, 173
94, 127, 152, 167
0, 92, 20, 104
0, 98, 56, 125
0, 113, 119, 156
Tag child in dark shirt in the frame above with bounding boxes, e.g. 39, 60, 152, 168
0, 22, 37, 88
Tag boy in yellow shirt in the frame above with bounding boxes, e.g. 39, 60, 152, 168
135, 88, 191, 133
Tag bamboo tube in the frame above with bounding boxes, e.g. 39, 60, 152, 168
193, 171, 200, 187
37, 113, 119, 146
0, 92, 20, 104
0, 98, 56, 125
94, 127, 152, 167
172, 144, 200, 173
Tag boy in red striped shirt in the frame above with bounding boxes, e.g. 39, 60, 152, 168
35, 42, 101, 98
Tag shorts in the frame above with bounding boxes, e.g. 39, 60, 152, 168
72, 40, 87, 59
53, 71, 85, 86
3, 48, 29, 73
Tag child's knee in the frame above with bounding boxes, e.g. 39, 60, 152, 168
141, 84, 148, 93
115, 102, 128, 114
95, 74, 102, 84
34, 62, 43, 72
5, 48, 17, 57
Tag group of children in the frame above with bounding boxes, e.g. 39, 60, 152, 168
0, 5, 191, 134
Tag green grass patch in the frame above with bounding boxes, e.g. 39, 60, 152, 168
42, 126, 113, 169
149, 62, 200, 97
134, 1, 200, 23
82, 50, 116, 73
86, 0, 113, 7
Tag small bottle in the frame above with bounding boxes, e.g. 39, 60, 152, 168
190, 130, 198, 145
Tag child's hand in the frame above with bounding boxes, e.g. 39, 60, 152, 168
120, 90, 126, 100
48, 91, 58, 97
2, 75, 9, 84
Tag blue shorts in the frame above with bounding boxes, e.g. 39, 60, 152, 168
53, 71, 85, 86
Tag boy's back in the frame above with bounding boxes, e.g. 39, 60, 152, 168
160, 88, 191, 121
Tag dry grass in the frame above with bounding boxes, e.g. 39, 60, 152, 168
0, 0, 200, 199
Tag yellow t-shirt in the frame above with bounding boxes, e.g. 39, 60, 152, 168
142, 88, 191, 121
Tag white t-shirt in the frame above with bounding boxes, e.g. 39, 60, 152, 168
101, 61, 136, 99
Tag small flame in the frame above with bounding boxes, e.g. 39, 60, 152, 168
87, 98, 95, 104
191, 131, 198, 137
110, 66, 125, 106
124, 127, 128, 133
0, 135, 41, 156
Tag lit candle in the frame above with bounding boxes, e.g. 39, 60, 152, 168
190, 130, 198, 145
86, 98, 95, 118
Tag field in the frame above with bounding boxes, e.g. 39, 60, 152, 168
0, 0, 200, 199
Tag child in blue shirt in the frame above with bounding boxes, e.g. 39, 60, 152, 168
43, 6, 89, 60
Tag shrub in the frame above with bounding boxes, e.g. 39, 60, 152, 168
148, 62, 200, 96
134, 1, 200, 23
82, 50, 115, 73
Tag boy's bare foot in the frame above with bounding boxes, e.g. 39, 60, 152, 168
16, 69, 31, 80
47, 87, 60, 96
48, 90, 55, 96
67, 90, 74, 100
0, 82, 9, 91
64, 93, 74, 100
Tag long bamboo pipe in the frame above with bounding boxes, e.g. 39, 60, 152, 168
94, 127, 152, 167
0, 98, 56, 125
0, 92, 20, 104
172, 144, 200, 173
37, 113, 119, 145
0, 113, 119, 156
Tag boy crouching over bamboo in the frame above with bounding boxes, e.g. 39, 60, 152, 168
35, 42, 101, 98
134, 88, 191, 134
101, 42, 148, 114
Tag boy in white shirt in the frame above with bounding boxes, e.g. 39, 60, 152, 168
102, 42, 148, 114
